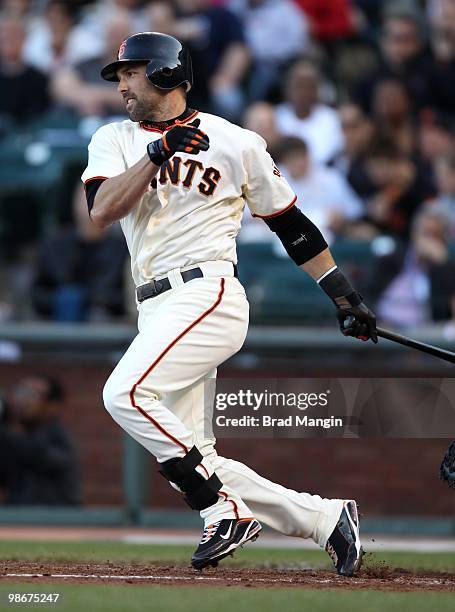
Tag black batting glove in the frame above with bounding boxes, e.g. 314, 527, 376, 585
318, 267, 378, 344
147, 119, 209, 166
336, 295, 378, 344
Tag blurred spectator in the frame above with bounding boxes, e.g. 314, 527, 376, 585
144, 0, 178, 34
354, 12, 433, 113
294, 0, 355, 46
275, 58, 344, 164
5, 0, 95, 19
0, 16, 50, 124
369, 207, 455, 328
107, 0, 144, 7
50, 10, 133, 117
32, 185, 128, 321
228, 0, 310, 100
428, 0, 455, 115
370, 77, 416, 156
242, 101, 283, 157
353, 0, 383, 32
428, 150, 455, 237
333, 41, 378, 99
1, 0, 33, 18
0, 375, 81, 505
23, 0, 104, 74
331, 102, 375, 197
173, 0, 250, 121
239, 136, 362, 244
276, 137, 363, 243
370, 75, 439, 190
361, 138, 434, 239
418, 110, 455, 166
428, 0, 455, 61
82, 0, 147, 38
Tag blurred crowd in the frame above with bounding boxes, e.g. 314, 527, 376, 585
0, 0, 455, 330
0, 374, 81, 505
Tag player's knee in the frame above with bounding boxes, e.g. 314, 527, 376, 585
103, 376, 160, 418
102, 376, 124, 417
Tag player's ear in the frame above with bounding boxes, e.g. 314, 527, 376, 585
189, 119, 201, 128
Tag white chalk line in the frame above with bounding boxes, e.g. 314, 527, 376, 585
2, 573, 293, 584
1, 573, 451, 587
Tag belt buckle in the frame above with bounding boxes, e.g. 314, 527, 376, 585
150, 278, 164, 296
137, 278, 164, 302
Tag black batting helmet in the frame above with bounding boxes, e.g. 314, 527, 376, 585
101, 32, 193, 92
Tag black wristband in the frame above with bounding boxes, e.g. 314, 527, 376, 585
147, 139, 168, 166
318, 268, 362, 308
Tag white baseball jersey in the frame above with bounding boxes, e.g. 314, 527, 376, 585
81, 111, 296, 286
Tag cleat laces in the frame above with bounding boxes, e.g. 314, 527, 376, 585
326, 541, 338, 565
200, 521, 221, 544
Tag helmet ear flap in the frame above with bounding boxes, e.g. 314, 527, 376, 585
146, 59, 178, 83
146, 58, 192, 92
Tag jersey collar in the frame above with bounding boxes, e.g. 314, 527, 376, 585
139, 108, 199, 133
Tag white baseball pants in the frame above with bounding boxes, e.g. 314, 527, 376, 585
102, 261, 343, 547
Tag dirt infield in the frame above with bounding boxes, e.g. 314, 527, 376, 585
1, 561, 454, 592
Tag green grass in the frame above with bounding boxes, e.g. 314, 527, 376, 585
0, 540, 453, 572
0, 584, 453, 612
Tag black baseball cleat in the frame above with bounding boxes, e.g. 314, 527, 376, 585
191, 517, 262, 570
325, 500, 363, 576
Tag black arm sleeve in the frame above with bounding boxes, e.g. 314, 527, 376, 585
263, 205, 328, 265
84, 178, 106, 213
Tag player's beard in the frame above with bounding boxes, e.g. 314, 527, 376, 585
126, 97, 149, 122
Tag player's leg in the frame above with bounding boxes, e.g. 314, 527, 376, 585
210, 453, 343, 544
174, 372, 341, 544
211, 457, 362, 575
102, 273, 261, 566
177, 371, 362, 575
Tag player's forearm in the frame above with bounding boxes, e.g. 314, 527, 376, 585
301, 244, 377, 342
90, 155, 159, 228
299, 248, 336, 281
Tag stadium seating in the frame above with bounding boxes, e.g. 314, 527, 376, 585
0, 111, 90, 255
237, 241, 374, 324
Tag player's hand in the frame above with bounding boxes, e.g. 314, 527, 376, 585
147, 119, 210, 165
336, 298, 378, 344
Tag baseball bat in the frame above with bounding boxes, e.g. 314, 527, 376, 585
377, 326, 455, 364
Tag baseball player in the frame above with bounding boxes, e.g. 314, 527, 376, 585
82, 32, 377, 574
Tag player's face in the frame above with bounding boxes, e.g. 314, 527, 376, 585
117, 64, 164, 121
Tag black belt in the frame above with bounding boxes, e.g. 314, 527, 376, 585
136, 265, 238, 303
